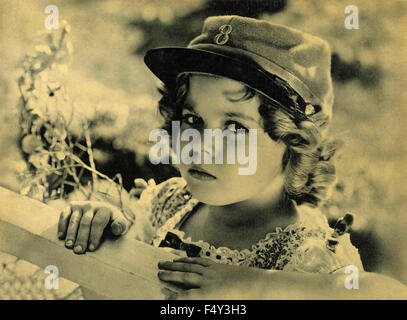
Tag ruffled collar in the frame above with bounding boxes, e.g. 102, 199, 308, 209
152, 192, 330, 264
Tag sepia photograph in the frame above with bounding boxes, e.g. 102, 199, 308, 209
0, 0, 407, 302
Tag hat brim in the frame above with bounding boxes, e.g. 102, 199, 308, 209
144, 47, 307, 121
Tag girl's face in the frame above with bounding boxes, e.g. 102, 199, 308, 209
176, 75, 286, 206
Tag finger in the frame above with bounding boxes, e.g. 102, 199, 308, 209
158, 261, 205, 274
58, 206, 72, 239
157, 271, 202, 289
110, 213, 130, 236
73, 208, 95, 254
130, 179, 148, 199
88, 207, 111, 251
134, 178, 148, 189
129, 188, 145, 198
172, 257, 213, 267
65, 208, 82, 248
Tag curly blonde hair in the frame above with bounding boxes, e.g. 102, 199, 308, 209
157, 73, 340, 207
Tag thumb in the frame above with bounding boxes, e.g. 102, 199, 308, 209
110, 212, 131, 236
129, 178, 149, 199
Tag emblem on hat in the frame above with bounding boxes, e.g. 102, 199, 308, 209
214, 24, 232, 45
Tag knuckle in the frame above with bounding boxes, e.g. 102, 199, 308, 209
69, 216, 80, 226
181, 273, 190, 283
78, 220, 87, 228
91, 217, 104, 228
97, 206, 112, 215
77, 230, 90, 241
181, 264, 191, 272
90, 224, 104, 239
98, 208, 112, 220
71, 208, 82, 217
70, 200, 88, 206
79, 217, 91, 228
95, 209, 112, 222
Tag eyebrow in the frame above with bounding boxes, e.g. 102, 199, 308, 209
224, 112, 257, 122
182, 96, 258, 123
182, 101, 257, 122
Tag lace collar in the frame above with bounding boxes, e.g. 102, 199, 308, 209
152, 192, 330, 264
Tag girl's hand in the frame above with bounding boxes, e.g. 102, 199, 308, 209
157, 257, 259, 300
57, 201, 132, 254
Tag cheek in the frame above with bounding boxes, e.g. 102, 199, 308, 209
256, 133, 285, 177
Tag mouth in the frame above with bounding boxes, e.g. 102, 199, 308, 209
187, 166, 217, 181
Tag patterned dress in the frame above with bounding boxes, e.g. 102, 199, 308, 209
129, 177, 364, 274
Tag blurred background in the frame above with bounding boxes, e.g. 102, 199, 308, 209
0, 0, 406, 294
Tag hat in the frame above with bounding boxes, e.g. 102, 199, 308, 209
144, 15, 334, 123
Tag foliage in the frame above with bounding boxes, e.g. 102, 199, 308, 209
16, 24, 136, 222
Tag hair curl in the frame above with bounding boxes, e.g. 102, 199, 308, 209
157, 73, 341, 207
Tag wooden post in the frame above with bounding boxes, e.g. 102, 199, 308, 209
0, 186, 181, 299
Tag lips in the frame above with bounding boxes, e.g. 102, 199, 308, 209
187, 165, 217, 181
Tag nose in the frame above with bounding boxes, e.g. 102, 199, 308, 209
200, 129, 228, 164
199, 139, 213, 164
186, 135, 212, 164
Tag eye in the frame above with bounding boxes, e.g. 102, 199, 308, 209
225, 121, 248, 133
182, 113, 203, 128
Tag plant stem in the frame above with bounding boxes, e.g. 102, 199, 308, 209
84, 125, 97, 192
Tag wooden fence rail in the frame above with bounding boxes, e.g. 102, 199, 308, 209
0, 186, 180, 299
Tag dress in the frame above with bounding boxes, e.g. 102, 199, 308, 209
130, 177, 364, 274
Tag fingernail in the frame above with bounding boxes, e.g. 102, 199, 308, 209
74, 245, 82, 253
89, 244, 95, 251
65, 240, 73, 247
113, 224, 123, 234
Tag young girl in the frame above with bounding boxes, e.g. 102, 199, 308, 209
57, 15, 407, 299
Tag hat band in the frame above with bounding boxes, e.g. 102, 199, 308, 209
188, 43, 320, 106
